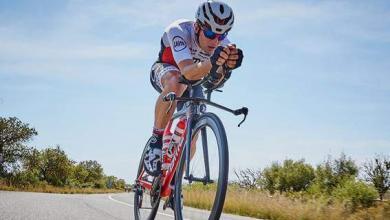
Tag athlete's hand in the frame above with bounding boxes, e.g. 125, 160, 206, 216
210, 46, 231, 67
226, 44, 243, 70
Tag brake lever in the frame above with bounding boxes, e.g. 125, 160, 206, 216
234, 107, 248, 127
163, 92, 176, 114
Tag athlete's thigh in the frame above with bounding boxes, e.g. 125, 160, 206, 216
150, 62, 181, 93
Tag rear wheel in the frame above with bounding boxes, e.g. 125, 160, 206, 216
174, 113, 229, 220
134, 137, 161, 220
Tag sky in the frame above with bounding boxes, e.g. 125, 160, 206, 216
1, 0, 389, 182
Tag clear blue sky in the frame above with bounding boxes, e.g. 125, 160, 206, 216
1, 0, 389, 182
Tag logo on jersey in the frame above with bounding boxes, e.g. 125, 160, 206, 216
173, 36, 187, 52
193, 58, 201, 63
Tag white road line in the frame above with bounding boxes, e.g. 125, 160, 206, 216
108, 195, 133, 207
108, 195, 187, 219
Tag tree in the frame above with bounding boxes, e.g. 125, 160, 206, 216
363, 154, 390, 200
0, 117, 37, 177
234, 168, 261, 189
313, 153, 358, 194
103, 176, 126, 189
260, 162, 280, 194
105, 175, 118, 189
116, 179, 126, 189
280, 159, 315, 192
73, 160, 104, 188
39, 146, 74, 186
79, 160, 103, 184
16, 148, 42, 186
333, 153, 358, 180
70, 163, 89, 187
23, 148, 41, 172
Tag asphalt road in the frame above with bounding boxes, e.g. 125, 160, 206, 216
0, 191, 259, 220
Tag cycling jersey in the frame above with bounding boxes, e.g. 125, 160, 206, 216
157, 19, 230, 67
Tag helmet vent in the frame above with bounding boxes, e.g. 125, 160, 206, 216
202, 5, 209, 20
220, 5, 224, 14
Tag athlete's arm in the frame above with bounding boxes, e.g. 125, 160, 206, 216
177, 59, 211, 81
178, 47, 231, 81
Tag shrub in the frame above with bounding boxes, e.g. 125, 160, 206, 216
332, 179, 378, 211
314, 153, 358, 194
8, 170, 40, 187
260, 159, 315, 194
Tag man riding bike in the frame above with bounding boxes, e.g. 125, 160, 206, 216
143, 0, 244, 177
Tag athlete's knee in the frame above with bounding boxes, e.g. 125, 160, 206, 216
162, 71, 187, 94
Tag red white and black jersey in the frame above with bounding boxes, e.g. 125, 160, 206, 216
157, 19, 230, 67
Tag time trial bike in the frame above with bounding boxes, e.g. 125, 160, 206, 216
133, 67, 248, 220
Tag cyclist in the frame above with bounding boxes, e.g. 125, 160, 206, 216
144, 0, 244, 177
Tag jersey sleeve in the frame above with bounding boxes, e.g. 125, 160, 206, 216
166, 25, 193, 65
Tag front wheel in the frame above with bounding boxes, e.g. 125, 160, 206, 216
174, 113, 229, 220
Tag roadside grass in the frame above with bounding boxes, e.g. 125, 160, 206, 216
182, 184, 390, 220
0, 181, 122, 194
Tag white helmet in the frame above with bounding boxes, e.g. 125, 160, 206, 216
195, 0, 234, 34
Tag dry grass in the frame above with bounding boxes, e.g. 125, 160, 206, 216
183, 184, 390, 220
0, 182, 122, 194
347, 201, 390, 220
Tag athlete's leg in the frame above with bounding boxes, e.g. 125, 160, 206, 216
144, 63, 187, 176
154, 71, 187, 130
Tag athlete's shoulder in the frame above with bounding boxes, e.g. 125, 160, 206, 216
165, 19, 194, 33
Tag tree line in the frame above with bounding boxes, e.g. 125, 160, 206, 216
0, 117, 126, 189
234, 153, 389, 210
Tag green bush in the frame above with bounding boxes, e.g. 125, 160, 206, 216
8, 170, 40, 187
313, 153, 359, 194
332, 179, 378, 210
260, 159, 315, 194
94, 179, 106, 189
0, 177, 5, 185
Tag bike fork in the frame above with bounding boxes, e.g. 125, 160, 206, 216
201, 127, 211, 183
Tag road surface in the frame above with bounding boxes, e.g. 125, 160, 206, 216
0, 191, 259, 220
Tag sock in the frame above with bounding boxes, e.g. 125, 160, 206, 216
153, 127, 164, 137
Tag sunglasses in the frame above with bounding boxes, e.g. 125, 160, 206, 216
202, 28, 228, 41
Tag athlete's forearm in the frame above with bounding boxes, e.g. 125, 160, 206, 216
178, 60, 212, 81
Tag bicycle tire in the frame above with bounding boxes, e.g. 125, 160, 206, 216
134, 137, 161, 220
174, 112, 229, 220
